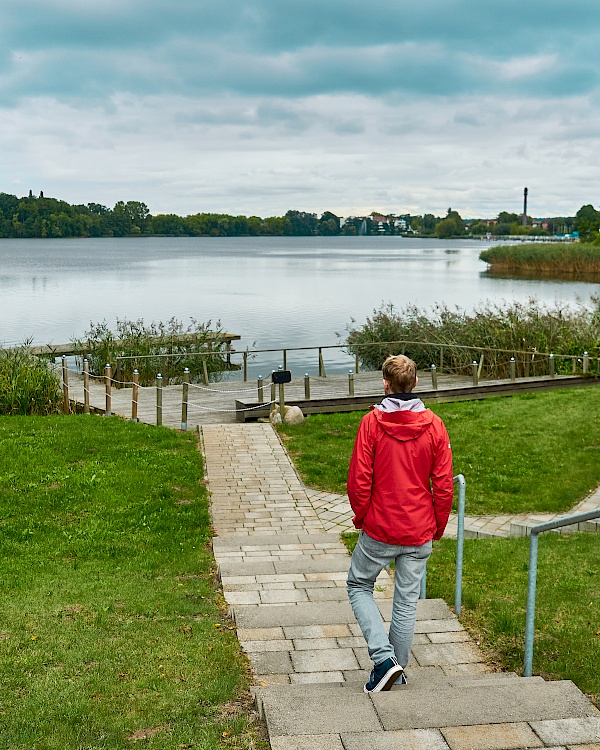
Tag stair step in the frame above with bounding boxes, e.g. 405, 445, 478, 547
256, 679, 597, 738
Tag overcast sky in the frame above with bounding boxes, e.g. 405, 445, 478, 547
2, 0, 600, 218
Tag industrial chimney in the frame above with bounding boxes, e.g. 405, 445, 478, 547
522, 187, 528, 226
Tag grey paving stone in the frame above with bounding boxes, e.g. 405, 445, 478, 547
269, 734, 345, 750
412, 642, 483, 666
283, 624, 352, 639
219, 560, 277, 576
530, 717, 600, 746
441, 722, 543, 750
260, 686, 381, 736
233, 601, 356, 628
414, 619, 465, 634
273, 557, 350, 574
241, 639, 293, 653
342, 728, 450, 750
428, 631, 472, 644
236, 626, 284, 641
293, 638, 339, 650
305, 588, 348, 602
291, 648, 360, 673
371, 680, 597, 730
290, 671, 345, 684
247, 650, 293, 675
259, 589, 308, 604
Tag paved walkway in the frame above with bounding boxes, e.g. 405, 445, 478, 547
203, 423, 600, 750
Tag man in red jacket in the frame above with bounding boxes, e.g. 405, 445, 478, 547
346, 354, 454, 692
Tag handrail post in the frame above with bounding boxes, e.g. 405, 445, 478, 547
156, 373, 163, 426
583, 351, 589, 374
304, 373, 310, 399
62, 356, 69, 414
105, 364, 112, 416
132, 369, 139, 421
348, 371, 354, 397
549, 353, 555, 378
523, 508, 600, 677
279, 381, 285, 422
83, 358, 90, 414
318, 348, 326, 377
510, 357, 516, 382
454, 474, 466, 615
431, 363, 438, 390
524, 531, 540, 677
257, 375, 264, 404
355, 351, 359, 374
243, 351, 248, 382
283, 349, 287, 370
181, 367, 190, 431
472, 361, 478, 386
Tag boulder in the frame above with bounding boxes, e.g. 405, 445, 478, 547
283, 406, 305, 425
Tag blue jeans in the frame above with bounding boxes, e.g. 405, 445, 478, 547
347, 530, 432, 668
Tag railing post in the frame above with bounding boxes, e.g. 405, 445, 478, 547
243, 351, 248, 382
105, 364, 112, 416
549, 353, 555, 378
132, 369, 139, 422
156, 373, 163, 427
431, 364, 438, 390
279, 381, 285, 422
318, 348, 326, 377
61, 356, 69, 414
348, 371, 355, 397
572, 356, 576, 374
202, 354, 209, 386
257, 375, 264, 404
83, 358, 90, 414
472, 361, 478, 386
283, 349, 287, 370
454, 474, 466, 615
439, 345, 444, 372
181, 367, 189, 431
510, 357, 516, 382
583, 351, 589, 374
355, 351, 359, 374
271, 382, 276, 404
304, 373, 310, 399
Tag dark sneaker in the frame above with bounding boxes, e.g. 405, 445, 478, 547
364, 656, 404, 693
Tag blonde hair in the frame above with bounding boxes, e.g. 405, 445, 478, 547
382, 355, 417, 393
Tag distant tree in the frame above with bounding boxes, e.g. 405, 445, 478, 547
434, 208, 464, 238
497, 211, 520, 225
316, 211, 341, 236
284, 210, 317, 236
574, 204, 600, 240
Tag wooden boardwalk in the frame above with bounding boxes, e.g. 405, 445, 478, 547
59, 365, 596, 429
61, 369, 470, 428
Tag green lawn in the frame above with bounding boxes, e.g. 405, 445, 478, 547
342, 531, 600, 706
278, 385, 600, 515
0, 416, 267, 750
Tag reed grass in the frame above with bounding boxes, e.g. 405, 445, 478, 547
345, 298, 600, 377
72, 318, 231, 387
480, 242, 600, 274
0, 345, 61, 415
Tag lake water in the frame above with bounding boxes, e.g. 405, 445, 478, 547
0, 236, 596, 377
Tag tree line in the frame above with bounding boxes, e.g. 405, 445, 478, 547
0, 190, 598, 241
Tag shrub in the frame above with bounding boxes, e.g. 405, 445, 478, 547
0, 346, 61, 415
345, 298, 600, 378
72, 317, 231, 386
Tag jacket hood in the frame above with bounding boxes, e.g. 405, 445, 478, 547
372, 399, 434, 441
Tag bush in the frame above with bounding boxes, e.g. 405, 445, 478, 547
72, 317, 231, 386
345, 299, 600, 378
0, 346, 61, 415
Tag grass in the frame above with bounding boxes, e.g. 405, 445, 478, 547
341, 531, 600, 705
278, 386, 600, 515
0, 415, 267, 750
480, 242, 600, 275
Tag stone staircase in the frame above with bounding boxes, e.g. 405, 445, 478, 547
205, 424, 600, 750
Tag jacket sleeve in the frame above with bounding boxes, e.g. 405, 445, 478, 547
431, 419, 454, 540
347, 413, 376, 529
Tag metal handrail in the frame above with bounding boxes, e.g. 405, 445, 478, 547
524, 508, 600, 676
420, 474, 466, 615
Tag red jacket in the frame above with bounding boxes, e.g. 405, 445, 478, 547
347, 404, 453, 546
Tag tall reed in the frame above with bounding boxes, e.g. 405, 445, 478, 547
345, 299, 600, 378
480, 243, 600, 274
0, 346, 61, 415
72, 317, 231, 386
